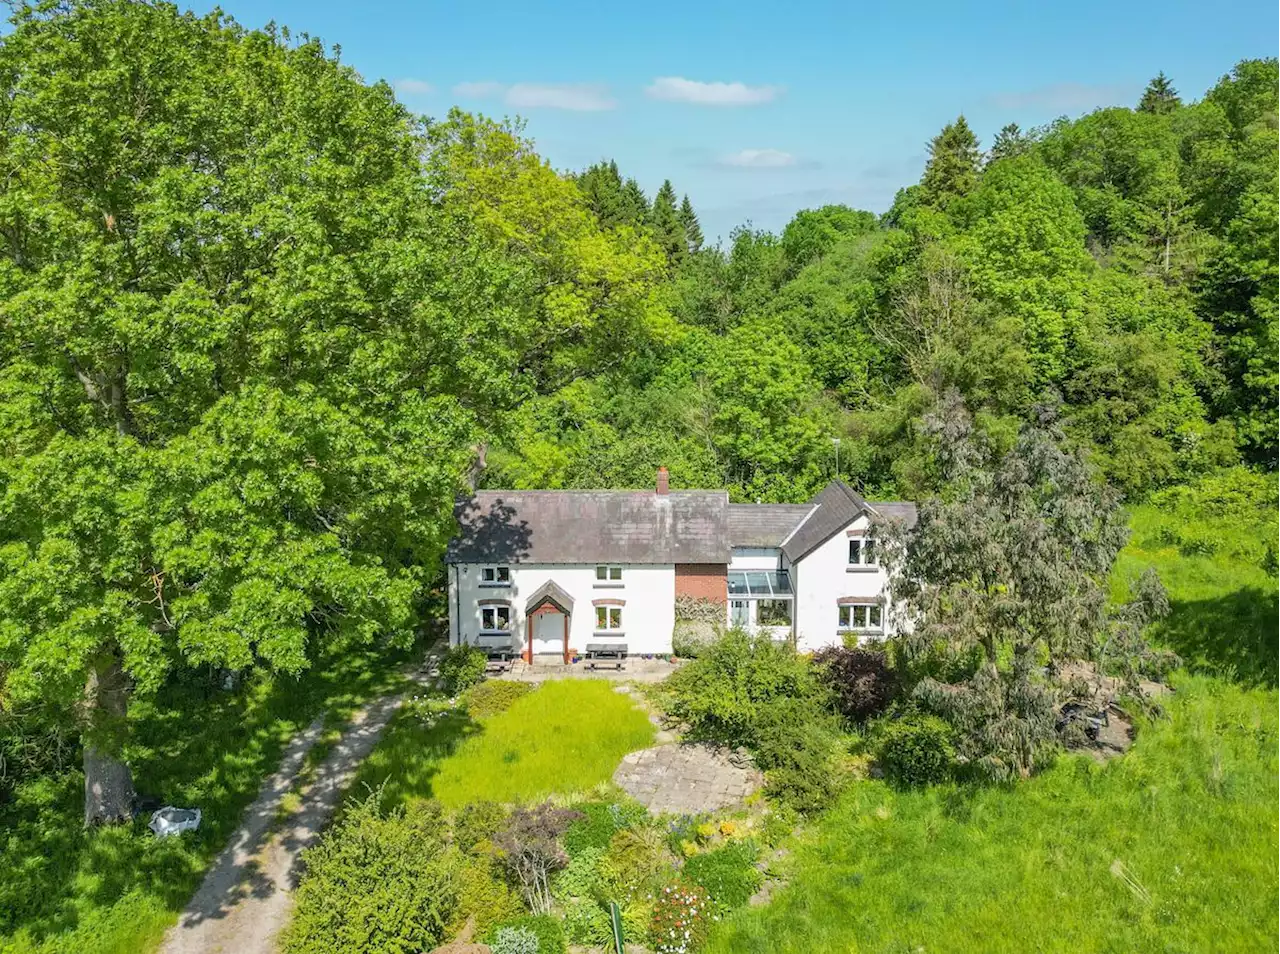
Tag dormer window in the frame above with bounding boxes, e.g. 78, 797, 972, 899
480, 566, 511, 586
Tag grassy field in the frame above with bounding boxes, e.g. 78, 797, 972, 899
710, 470, 1279, 953
0, 643, 415, 954
352, 679, 654, 810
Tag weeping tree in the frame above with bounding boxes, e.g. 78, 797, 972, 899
0, 0, 667, 824
879, 390, 1168, 780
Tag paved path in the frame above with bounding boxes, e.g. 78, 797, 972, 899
613, 742, 764, 814
158, 665, 433, 954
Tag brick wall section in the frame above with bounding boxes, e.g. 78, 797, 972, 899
674, 564, 728, 603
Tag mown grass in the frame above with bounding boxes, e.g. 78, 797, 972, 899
352, 679, 654, 810
710, 470, 1279, 953
0, 642, 416, 954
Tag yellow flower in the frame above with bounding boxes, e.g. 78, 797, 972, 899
718, 820, 737, 837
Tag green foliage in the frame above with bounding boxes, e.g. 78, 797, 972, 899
651, 881, 713, 954
659, 631, 841, 811
920, 116, 981, 211
440, 645, 487, 695
462, 680, 534, 718
563, 800, 647, 856
490, 926, 540, 954
281, 795, 460, 954
681, 840, 763, 911
707, 675, 1278, 953
487, 916, 566, 954
812, 647, 898, 723
871, 714, 956, 787
780, 205, 877, 274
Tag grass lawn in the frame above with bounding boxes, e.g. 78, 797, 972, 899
707, 674, 1277, 954
0, 642, 416, 954
710, 472, 1279, 953
352, 679, 654, 810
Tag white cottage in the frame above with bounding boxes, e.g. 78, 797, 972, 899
445, 468, 915, 662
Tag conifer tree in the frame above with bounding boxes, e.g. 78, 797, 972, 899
679, 194, 704, 253
1138, 72, 1181, 114
988, 122, 1030, 164
622, 177, 649, 226
650, 179, 687, 264
920, 116, 981, 211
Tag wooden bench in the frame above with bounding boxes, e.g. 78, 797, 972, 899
475, 637, 516, 674
585, 642, 628, 671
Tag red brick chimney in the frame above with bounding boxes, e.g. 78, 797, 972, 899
656, 466, 669, 495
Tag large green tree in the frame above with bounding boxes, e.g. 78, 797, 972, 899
0, 0, 666, 823
920, 116, 981, 211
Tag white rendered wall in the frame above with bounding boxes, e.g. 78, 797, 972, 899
792, 512, 895, 652
450, 563, 676, 656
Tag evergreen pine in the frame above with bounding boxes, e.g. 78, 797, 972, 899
650, 179, 687, 264
988, 122, 1030, 164
679, 194, 704, 253
920, 116, 981, 211
1138, 72, 1181, 114
622, 177, 649, 226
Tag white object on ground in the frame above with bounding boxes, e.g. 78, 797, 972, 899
149, 806, 202, 837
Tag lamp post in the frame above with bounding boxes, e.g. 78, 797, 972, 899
832, 437, 841, 480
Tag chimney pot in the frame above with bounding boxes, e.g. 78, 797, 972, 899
656, 466, 669, 495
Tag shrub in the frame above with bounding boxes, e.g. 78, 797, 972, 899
491, 926, 540, 954
487, 915, 566, 954
813, 646, 898, 723
560, 899, 612, 946
682, 840, 762, 911
873, 714, 956, 787
440, 644, 487, 694
754, 696, 843, 813
650, 880, 712, 954
658, 629, 831, 751
452, 800, 509, 853
563, 800, 646, 856
494, 802, 583, 914
464, 680, 534, 718
453, 853, 525, 937
282, 795, 460, 954
599, 824, 677, 900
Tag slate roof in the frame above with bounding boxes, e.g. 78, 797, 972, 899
780, 481, 919, 563
525, 579, 575, 614
446, 490, 730, 565
727, 504, 814, 548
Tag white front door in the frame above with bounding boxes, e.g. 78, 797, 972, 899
532, 612, 565, 655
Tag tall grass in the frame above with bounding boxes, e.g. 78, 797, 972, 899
707, 674, 1278, 953
352, 680, 654, 810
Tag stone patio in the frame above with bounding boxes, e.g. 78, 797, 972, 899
613, 742, 764, 815
495, 656, 684, 685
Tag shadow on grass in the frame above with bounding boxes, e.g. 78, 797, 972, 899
1157, 586, 1279, 688
0, 641, 416, 947
344, 701, 481, 815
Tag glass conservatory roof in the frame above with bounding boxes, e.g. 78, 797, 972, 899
727, 570, 793, 598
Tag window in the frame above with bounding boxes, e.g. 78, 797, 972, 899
480, 605, 511, 632
595, 565, 623, 583
838, 604, 883, 631
480, 566, 511, 585
848, 538, 878, 567
757, 600, 792, 626
595, 605, 623, 630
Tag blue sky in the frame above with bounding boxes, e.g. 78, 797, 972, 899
207, 0, 1275, 242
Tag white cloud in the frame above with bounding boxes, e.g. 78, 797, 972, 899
393, 78, 433, 96
719, 148, 798, 169
452, 81, 505, 98
450, 81, 616, 111
504, 83, 616, 111
646, 77, 780, 106
990, 82, 1137, 112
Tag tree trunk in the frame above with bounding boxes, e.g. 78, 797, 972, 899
83, 654, 136, 827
